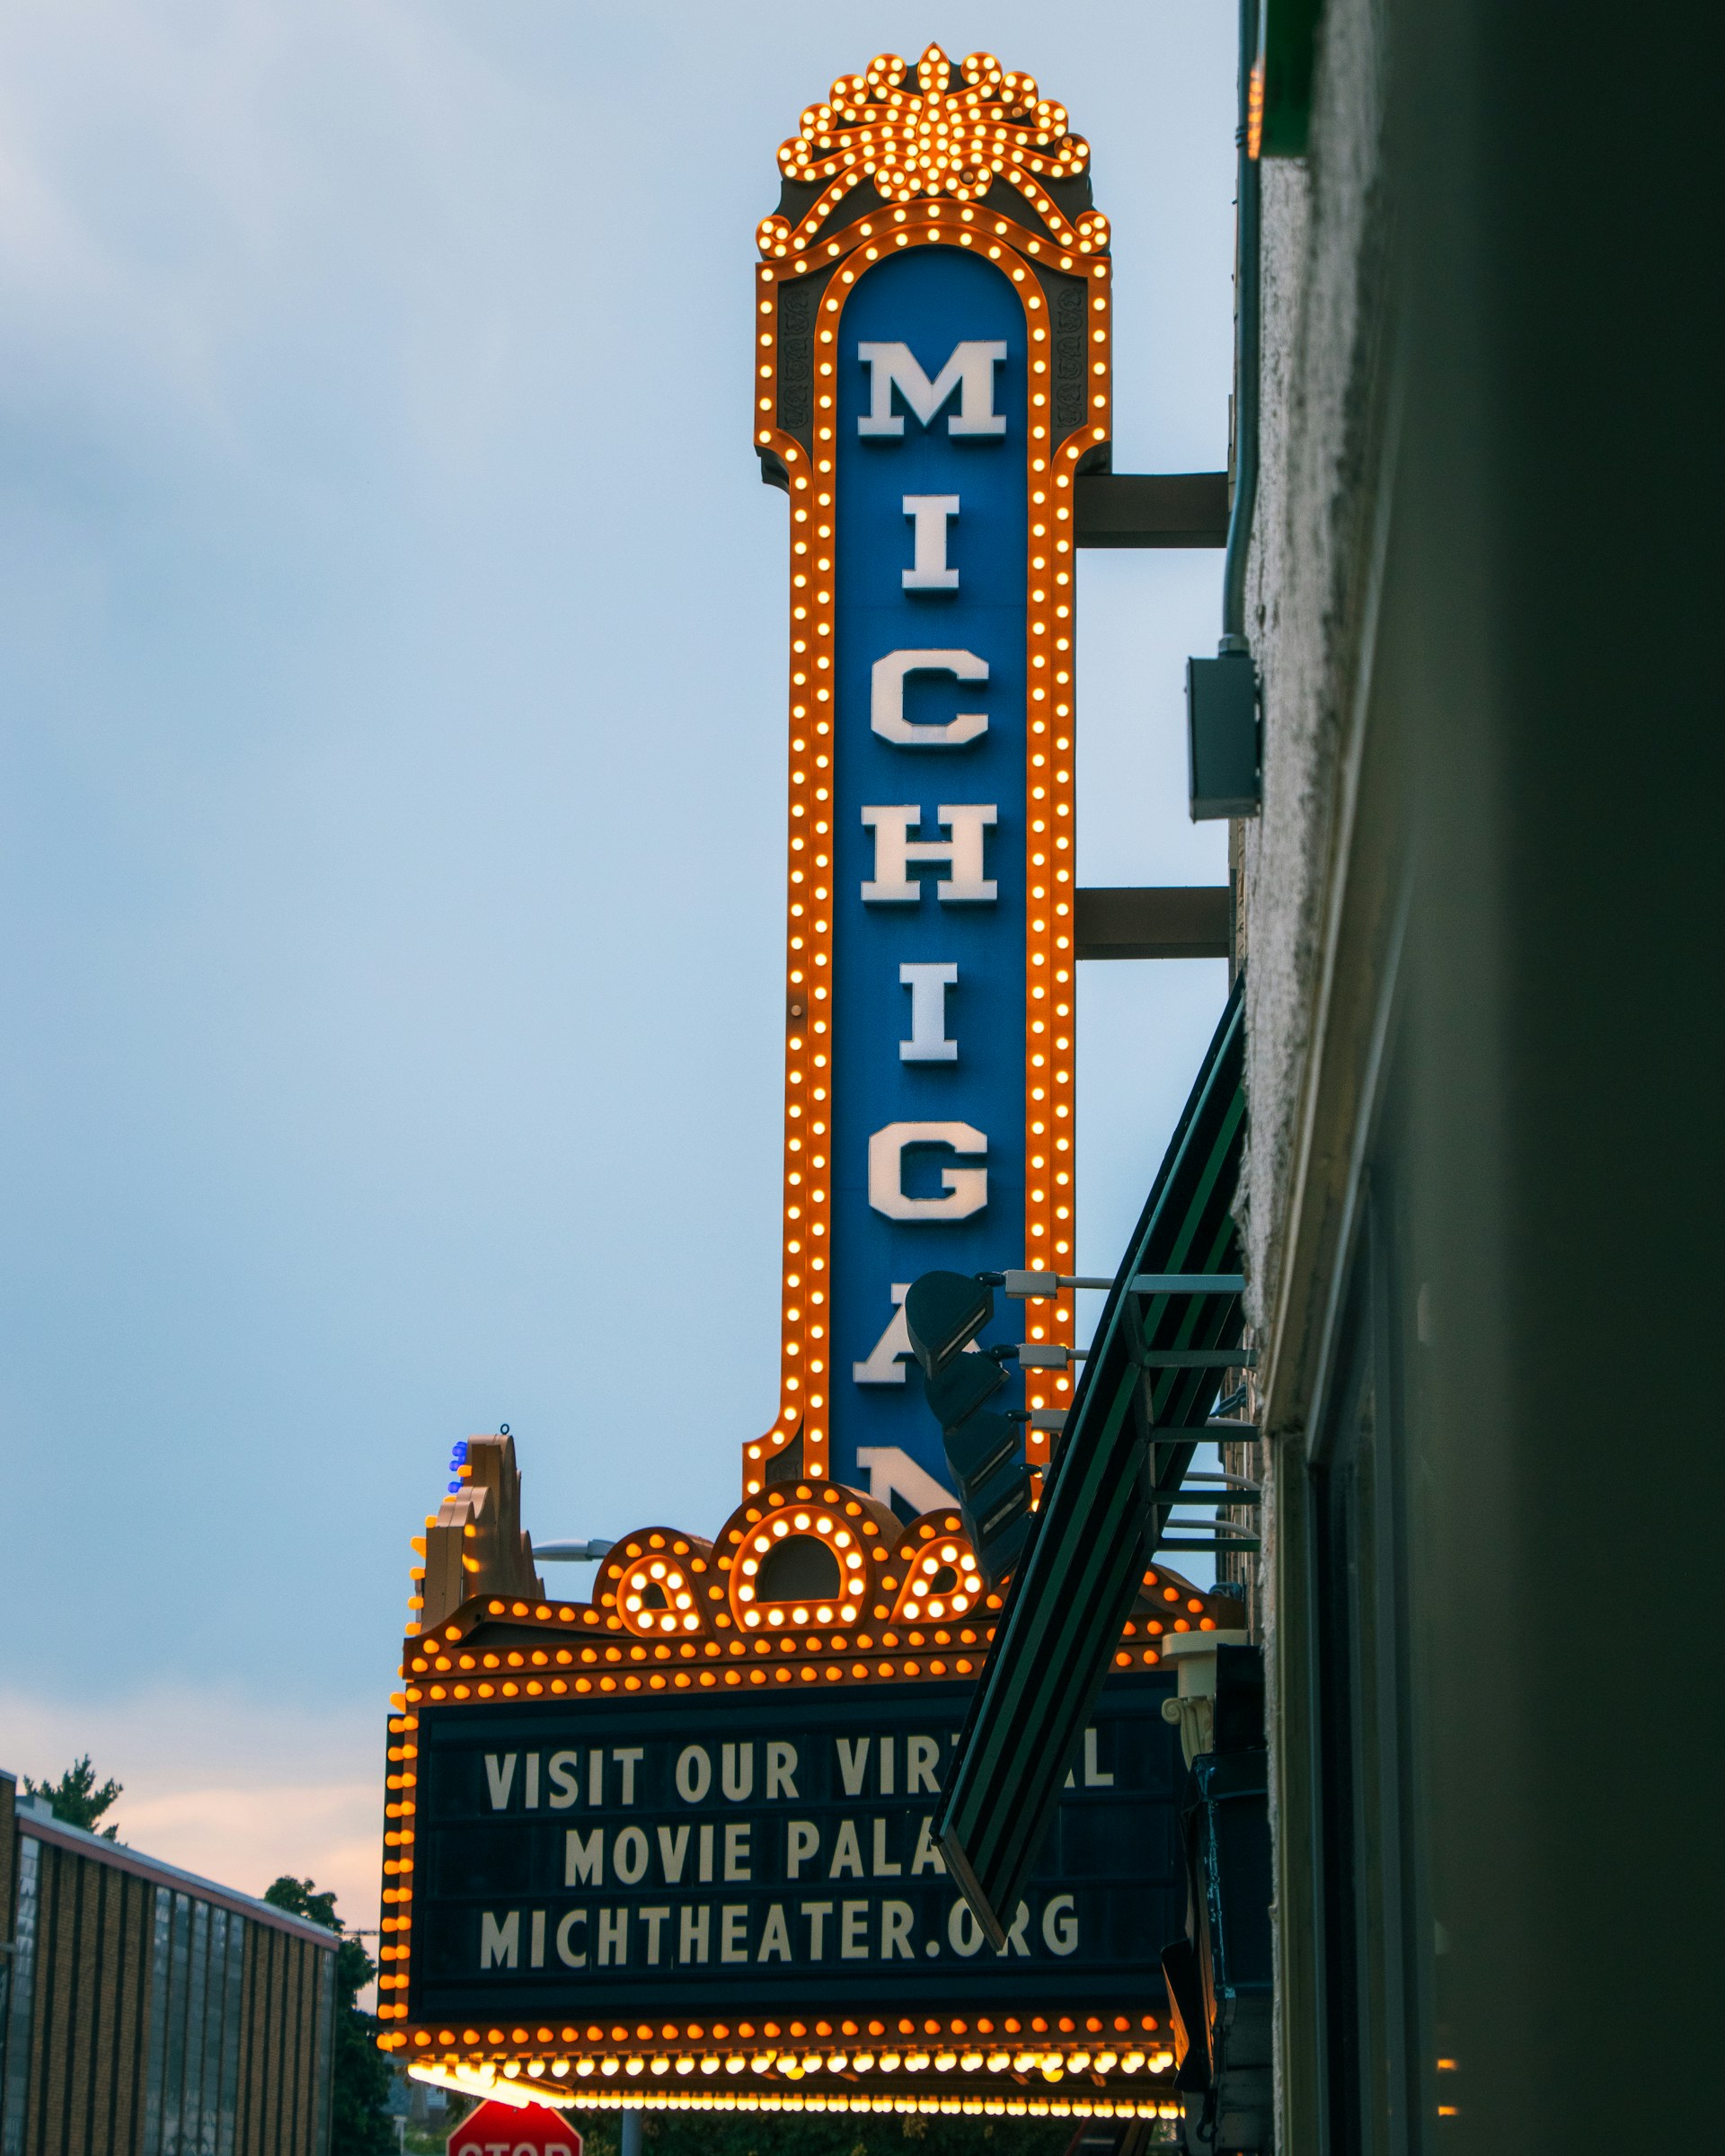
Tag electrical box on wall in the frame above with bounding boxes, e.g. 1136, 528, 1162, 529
1186, 651, 1261, 819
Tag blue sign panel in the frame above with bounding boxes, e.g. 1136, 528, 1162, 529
830, 248, 1028, 1504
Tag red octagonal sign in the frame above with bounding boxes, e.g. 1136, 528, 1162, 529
447, 2098, 583, 2156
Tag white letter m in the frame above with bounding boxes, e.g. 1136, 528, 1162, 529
480, 1911, 519, 1969
857, 342, 1006, 437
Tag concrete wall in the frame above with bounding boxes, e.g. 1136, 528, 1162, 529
1238, 0, 1389, 1354
1228, 0, 1723, 2149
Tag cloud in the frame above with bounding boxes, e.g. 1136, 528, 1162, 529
0, 0, 1235, 1737
0, 0, 547, 478
118, 1781, 383, 1934
1, 1681, 385, 1932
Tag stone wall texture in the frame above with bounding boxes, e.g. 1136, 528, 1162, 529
1238, 0, 1388, 1351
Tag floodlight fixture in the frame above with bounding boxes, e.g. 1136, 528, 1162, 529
904, 1271, 997, 1379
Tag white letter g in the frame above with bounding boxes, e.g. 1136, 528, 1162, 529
868, 1122, 988, 1222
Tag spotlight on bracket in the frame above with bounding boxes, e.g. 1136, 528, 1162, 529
905, 1270, 1035, 1588
904, 1270, 997, 1380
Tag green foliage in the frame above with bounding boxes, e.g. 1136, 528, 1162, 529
264, 1875, 396, 2156
23, 1755, 122, 1838
563, 2109, 1076, 2156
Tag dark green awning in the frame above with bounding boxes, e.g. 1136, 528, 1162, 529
935, 980, 1248, 1943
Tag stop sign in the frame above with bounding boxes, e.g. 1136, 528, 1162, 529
447, 2098, 583, 2156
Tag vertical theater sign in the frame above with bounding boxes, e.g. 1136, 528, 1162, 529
750, 40, 1105, 1515
375, 48, 1235, 2118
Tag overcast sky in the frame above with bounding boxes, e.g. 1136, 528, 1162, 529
0, 0, 1234, 1923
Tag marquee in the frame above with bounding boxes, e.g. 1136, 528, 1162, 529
376, 46, 1236, 2119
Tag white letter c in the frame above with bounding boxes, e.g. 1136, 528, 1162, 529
871, 650, 989, 747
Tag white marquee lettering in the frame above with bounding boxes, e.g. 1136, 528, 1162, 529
828, 1820, 864, 1878
907, 1736, 942, 1793
871, 649, 989, 747
853, 1284, 912, 1384
901, 494, 960, 589
836, 1738, 871, 1795
899, 964, 959, 1061
912, 1816, 947, 1875
856, 340, 1007, 437
948, 1898, 986, 1957
994, 1901, 1032, 1957
1042, 1893, 1080, 1956
612, 1746, 643, 1805
721, 1744, 753, 1802
479, 1911, 518, 1969
564, 1827, 603, 1886
861, 804, 996, 904
854, 1446, 958, 1515
880, 1900, 916, 1958
867, 1121, 987, 1222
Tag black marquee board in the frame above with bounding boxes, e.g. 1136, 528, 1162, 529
410, 1675, 1179, 2026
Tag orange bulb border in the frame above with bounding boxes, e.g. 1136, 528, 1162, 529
377, 1502, 1234, 2071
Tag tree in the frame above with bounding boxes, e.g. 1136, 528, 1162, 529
265, 1875, 396, 2155
23, 1755, 121, 1838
